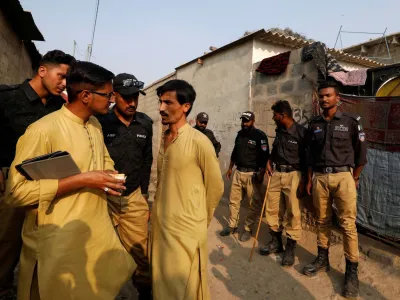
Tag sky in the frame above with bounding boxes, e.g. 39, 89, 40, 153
20, 0, 399, 86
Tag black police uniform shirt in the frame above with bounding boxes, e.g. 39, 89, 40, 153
97, 110, 153, 195
0, 80, 65, 168
307, 111, 367, 168
231, 127, 269, 170
270, 121, 308, 170
193, 126, 221, 157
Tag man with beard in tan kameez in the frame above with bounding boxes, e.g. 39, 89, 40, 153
150, 79, 224, 300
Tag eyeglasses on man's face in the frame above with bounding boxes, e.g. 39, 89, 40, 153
76, 90, 115, 100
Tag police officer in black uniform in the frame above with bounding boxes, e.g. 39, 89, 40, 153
193, 112, 221, 157
221, 111, 269, 242
97, 73, 153, 300
259, 100, 307, 267
0, 50, 75, 299
303, 82, 367, 299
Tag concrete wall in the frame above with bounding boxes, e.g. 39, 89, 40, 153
0, 9, 34, 84
176, 40, 254, 168
176, 40, 254, 194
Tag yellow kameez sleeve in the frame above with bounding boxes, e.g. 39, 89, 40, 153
103, 143, 115, 171
5, 127, 58, 209
196, 136, 224, 227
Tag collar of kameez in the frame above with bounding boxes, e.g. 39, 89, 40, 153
163, 123, 190, 145
164, 122, 190, 135
178, 123, 190, 134
61, 105, 86, 125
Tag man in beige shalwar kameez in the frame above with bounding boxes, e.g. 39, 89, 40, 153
150, 79, 224, 300
5, 62, 135, 300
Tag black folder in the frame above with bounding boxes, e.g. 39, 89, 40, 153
15, 151, 81, 180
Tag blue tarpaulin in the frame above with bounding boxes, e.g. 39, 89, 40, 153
357, 149, 400, 240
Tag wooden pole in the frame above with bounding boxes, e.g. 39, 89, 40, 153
249, 175, 272, 262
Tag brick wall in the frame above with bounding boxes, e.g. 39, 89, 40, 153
0, 9, 35, 84
251, 48, 317, 146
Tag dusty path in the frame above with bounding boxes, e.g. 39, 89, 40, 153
207, 198, 400, 300
118, 197, 400, 300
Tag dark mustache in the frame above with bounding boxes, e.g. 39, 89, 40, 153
160, 112, 168, 116
127, 106, 136, 110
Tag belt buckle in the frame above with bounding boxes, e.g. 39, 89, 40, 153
325, 167, 333, 173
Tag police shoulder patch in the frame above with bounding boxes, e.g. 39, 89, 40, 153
359, 132, 366, 142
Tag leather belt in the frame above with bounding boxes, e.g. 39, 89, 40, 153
276, 165, 298, 173
315, 166, 350, 174
237, 166, 257, 173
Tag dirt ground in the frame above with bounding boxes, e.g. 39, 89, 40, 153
118, 197, 400, 300
207, 198, 400, 300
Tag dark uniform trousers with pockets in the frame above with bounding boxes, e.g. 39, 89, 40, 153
308, 112, 367, 262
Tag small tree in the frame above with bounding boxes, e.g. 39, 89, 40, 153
243, 30, 255, 37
